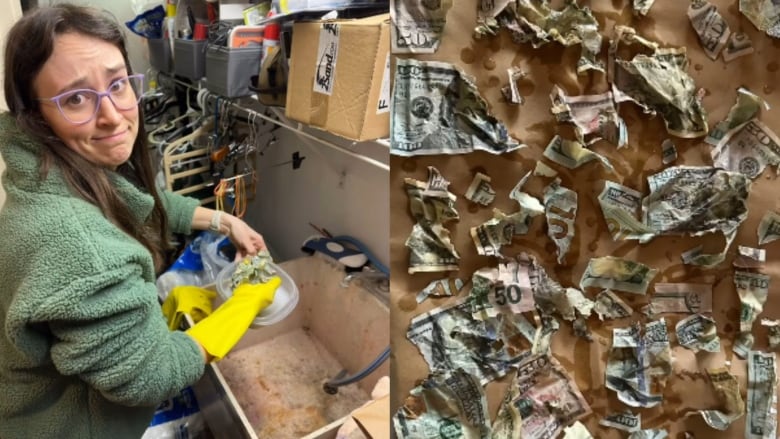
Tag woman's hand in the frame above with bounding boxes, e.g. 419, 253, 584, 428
223, 214, 267, 260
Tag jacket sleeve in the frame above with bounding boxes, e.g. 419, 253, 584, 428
158, 190, 200, 235
34, 263, 205, 407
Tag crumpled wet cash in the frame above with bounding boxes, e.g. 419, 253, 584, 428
231, 249, 277, 288
739, 0, 780, 38
550, 86, 627, 148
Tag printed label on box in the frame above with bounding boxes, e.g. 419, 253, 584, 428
313, 23, 340, 96
377, 53, 391, 114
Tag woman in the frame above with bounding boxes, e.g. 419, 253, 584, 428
0, 4, 272, 438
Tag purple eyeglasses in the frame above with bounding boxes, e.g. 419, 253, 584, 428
37, 74, 145, 125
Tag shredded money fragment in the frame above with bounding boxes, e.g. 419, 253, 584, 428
745, 350, 778, 439
407, 295, 531, 384
739, 0, 780, 38
661, 139, 677, 165
761, 319, 780, 350
391, 59, 524, 156
734, 245, 766, 269
676, 314, 721, 353
688, 0, 731, 60
594, 290, 634, 320
645, 283, 713, 314
390, 0, 453, 53
733, 271, 771, 358
470, 211, 515, 258
475, 0, 603, 74
543, 178, 578, 264
723, 32, 754, 62
491, 353, 592, 439
534, 160, 558, 177
599, 410, 641, 432
563, 421, 593, 438
392, 368, 491, 439
465, 172, 496, 206
231, 249, 276, 288
757, 211, 780, 245
580, 256, 657, 295
644, 166, 750, 267
469, 259, 536, 319
628, 430, 668, 439
404, 167, 460, 273
633, 0, 656, 16
705, 87, 769, 146
608, 26, 708, 138
501, 66, 526, 105
505, 173, 545, 235
416, 277, 464, 303
550, 86, 627, 148
543, 135, 615, 172
711, 118, 780, 179
606, 319, 671, 408
688, 366, 745, 430
598, 180, 654, 241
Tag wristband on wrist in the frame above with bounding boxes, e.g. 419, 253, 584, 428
209, 210, 223, 233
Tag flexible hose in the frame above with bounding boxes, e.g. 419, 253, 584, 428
323, 346, 390, 395
322, 235, 389, 394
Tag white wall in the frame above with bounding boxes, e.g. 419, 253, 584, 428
0, 0, 24, 208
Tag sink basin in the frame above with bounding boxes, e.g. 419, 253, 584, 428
187, 256, 389, 439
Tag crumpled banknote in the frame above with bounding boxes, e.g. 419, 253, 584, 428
739, 0, 780, 38
711, 118, 780, 179
608, 26, 708, 138
733, 271, 771, 358
392, 368, 491, 439
687, 367, 745, 430
675, 314, 721, 353
644, 283, 713, 315
475, 0, 604, 74
543, 135, 616, 172
390, 0, 453, 53
491, 353, 591, 439
404, 167, 461, 274
580, 256, 657, 295
758, 211, 780, 245
705, 87, 769, 146
416, 277, 464, 303
628, 430, 668, 439
687, 0, 732, 60
550, 86, 627, 148
633, 0, 656, 16
391, 58, 524, 156
465, 172, 496, 206
745, 350, 778, 439
501, 65, 527, 105
600, 411, 641, 432
761, 319, 780, 350
598, 180, 655, 242
543, 178, 578, 264
231, 249, 277, 288
593, 290, 634, 320
562, 421, 593, 439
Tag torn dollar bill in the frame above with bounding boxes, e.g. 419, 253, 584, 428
391, 58, 524, 156
688, 366, 745, 430
606, 319, 671, 408
758, 211, 780, 245
608, 26, 708, 138
633, 0, 656, 16
739, 0, 780, 38
628, 430, 668, 439
416, 277, 464, 303
746, 350, 778, 439
506, 173, 545, 235
475, 0, 512, 37
711, 118, 780, 179
661, 139, 677, 165
465, 172, 496, 206
643, 166, 750, 267
407, 295, 530, 384
544, 178, 578, 264
543, 135, 615, 173
390, 0, 453, 54
723, 32, 754, 62
705, 87, 769, 146
491, 353, 591, 439
594, 290, 634, 320
563, 421, 593, 439
599, 411, 641, 432
501, 66, 526, 105
405, 167, 460, 273
646, 283, 713, 314
734, 245, 766, 269
598, 180, 655, 241
392, 368, 491, 439
688, 0, 731, 60
534, 161, 559, 177
550, 86, 627, 148
478, 0, 604, 74
676, 314, 721, 353
469, 259, 536, 320
531, 313, 560, 354
471, 209, 516, 257
580, 256, 658, 295
761, 319, 780, 350
734, 271, 771, 358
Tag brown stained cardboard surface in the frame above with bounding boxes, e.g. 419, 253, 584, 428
390, 0, 780, 437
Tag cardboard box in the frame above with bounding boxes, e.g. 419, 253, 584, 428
285, 14, 391, 141
351, 394, 389, 439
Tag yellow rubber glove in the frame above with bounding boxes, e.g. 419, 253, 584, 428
186, 276, 281, 361
161, 285, 216, 331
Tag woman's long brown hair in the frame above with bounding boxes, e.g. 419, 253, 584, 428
4, 4, 173, 273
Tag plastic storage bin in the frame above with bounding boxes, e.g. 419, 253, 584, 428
205, 45, 262, 98
148, 38, 173, 73
174, 39, 208, 80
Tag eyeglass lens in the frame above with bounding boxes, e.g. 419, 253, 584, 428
57, 76, 144, 124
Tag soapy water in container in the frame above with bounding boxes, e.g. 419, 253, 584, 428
215, 260, 299, 327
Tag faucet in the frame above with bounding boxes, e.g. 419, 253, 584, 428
341, 270, 389, 304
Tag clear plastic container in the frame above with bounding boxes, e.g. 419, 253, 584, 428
215, 261, 299, 327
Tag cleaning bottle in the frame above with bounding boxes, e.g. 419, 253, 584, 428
261, 12, 280, 65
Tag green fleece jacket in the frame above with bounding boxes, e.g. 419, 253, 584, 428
0, 113, 205, 438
